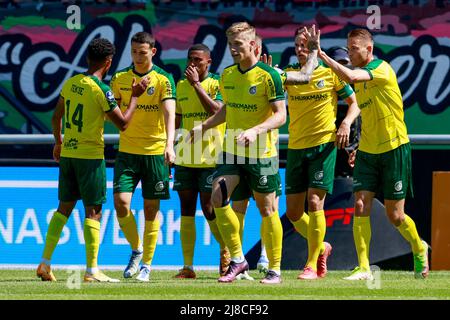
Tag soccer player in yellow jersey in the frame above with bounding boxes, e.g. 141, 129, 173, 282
110, 32, 176, 282
318, 28, 429, 280
284, 28, 360, 280
231, 34, 278, 280
173, 43, 230, 279
36, 38, 148, 282
188, 23, 320, 284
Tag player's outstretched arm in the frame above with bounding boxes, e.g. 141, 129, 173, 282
51, 96, 65, 162
335, 93, 360, 149
285, 25, 319, 85
108, 77, 149, 131
318, 50, 371, 84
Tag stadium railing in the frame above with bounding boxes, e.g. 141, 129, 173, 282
1, 134, 450, 145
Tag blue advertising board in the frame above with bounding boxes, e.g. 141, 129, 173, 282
0, 167, 286, 269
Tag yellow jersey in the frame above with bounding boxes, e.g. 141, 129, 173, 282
220, 62, 285, 159
175, 73, 225, 168
110, 65, 176, 155
60, 74, 117, 159
355, 59, 409, 154
284, 62, 353, 149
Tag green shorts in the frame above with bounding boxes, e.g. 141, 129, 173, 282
231, 171, 282, 201
353, 143, 413, 200
214, 153, 279, 195
58, 157, 106, 206
113, 152, 170, 200
285, 142, 337, 194
173, 165, 215, 193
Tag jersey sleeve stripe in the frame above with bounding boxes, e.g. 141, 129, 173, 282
258, 62, 285, 100
337, 84, 354, 99
89, 76, 118, 111
362, 59, 384, 80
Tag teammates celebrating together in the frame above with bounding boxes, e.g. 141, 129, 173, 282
37, 22, 429, 284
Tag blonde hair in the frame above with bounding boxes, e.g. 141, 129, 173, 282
348, 29, 373, 43
255, 34, 262, 48
226, 22, 256, 41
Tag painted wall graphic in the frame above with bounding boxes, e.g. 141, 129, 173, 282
0, 1, 449, 137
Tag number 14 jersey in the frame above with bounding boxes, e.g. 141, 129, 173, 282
60, 74, 118, 159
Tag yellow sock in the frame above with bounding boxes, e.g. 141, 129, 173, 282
84, 218, 100, 269
397, 214, 424, 254
305, 210, 326, 271
43, 211, 68, 260
142, 219, 160, 265
262, 212, 283, 272
214, 204, 243, 259
207, 218, 226, 249
260, 220, 265, 246
117, 212, 141, 251
290, 212, 309, 238
353, 216, 371, 271
180, 216, 196, 266
290, 213, 326, 255
235, 211, 245, 244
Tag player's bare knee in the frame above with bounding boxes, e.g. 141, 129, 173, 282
199, 194, 214, 219
180, 202, 196, 217
56, 208, 72, 218
200, 201, 215, 220
57, 202, 76, 217
144, 203, 159, 217
203, 209, 215, 221
85, 206, 102, 220
286, 209, 301, 221
211, 179, 229, 208
387, 209, 404, 227
211, 188, 223, 208
308, 198, 323, 212
114, 196, 127, 209
355, 198, 365, 216
256, 203, 272, 217
232, 201, 248, 215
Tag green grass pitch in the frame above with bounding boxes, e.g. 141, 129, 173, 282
1, 269, 449, 300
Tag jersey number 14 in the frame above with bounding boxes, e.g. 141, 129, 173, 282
65, 100, 84, 133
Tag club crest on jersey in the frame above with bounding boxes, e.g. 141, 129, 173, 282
249, 85, 257, 95
106, 90, 114, 102
394, 181, 403, 192
206, 174, 214, 185
316, 80, 325, 89
259, 175, 268, 186
147, 86, 155, 95
155, 181, 165, 192
314, 171, 324, 181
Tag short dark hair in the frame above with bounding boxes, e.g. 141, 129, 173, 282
295, 26, 311, 38
87, 38, 115, 62
131, 31, 156, 48
188, 43, 211, 56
